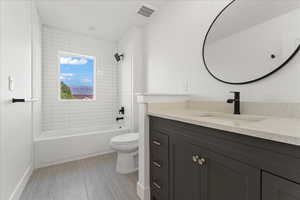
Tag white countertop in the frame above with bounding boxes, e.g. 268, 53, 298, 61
148, 108, 300, 146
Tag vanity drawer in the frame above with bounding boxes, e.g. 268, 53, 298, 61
151, 131, 169, 151
151, 175, 168, 200
151, 178, 168, 200
151, 159, 165, 171
151, 148, 168, 166
151, 188, 165, 200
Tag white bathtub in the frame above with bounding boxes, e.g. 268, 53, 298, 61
34, 125, 130, 168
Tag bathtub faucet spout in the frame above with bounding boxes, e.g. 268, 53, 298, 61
116, 117, 124, 121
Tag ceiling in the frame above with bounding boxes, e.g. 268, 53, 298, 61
36, 0, 169, 42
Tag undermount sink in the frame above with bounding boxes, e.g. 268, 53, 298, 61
194, 112, 266, 122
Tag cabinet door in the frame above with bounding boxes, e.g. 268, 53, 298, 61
169, 137, 205, 200
200, 147, 260, 200
263, 172, 300, 200
170, 137, 260, 200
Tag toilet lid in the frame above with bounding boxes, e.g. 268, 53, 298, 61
111, 133, 139, 145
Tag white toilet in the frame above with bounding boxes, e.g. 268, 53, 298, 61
110, 133, 139, 174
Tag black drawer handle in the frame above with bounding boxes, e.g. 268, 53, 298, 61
153, 161, 161, 168
153, 140, 161, 146
153, 182, 161, 190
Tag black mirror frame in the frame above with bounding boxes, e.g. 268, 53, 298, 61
202, 0, 300, 85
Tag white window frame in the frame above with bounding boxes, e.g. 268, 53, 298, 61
58, 51, 97, 101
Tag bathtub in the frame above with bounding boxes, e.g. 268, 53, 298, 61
34, 125, 130, 168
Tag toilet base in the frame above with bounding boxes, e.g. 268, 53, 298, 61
116, 151, 138, 174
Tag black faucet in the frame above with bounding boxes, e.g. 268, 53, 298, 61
119, 107, 125, 115
227, 91, 240, 115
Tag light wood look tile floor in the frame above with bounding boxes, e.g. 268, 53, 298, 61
20, 153, 140, 200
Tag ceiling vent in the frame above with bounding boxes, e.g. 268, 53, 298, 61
137, 5, 155, 18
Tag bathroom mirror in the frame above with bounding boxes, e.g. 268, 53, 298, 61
203, 0, 300, 85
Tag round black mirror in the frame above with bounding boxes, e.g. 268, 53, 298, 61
203, 0, 300, 85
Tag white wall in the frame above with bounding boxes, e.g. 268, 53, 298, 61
0, 2, 3, 199
31, 1, 42, 138
118, 27, 145, 132
0, 1, 34, 199
144, 2, 300, 103
42, 26, 119, 135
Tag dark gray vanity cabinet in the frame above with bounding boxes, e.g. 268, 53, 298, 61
149, 116, 300, 200
169, 134, 260, 200
262, 172, 300, 200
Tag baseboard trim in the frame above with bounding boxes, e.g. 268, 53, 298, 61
35, 150, 115, 169
137, 181, 150, 200
9, 164, 33, 200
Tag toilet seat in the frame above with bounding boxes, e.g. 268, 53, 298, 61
111, 133, 139, 145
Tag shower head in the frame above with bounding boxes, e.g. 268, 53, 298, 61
114, 53, 124, 62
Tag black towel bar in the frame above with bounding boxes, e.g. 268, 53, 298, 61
12, 98, 25, 103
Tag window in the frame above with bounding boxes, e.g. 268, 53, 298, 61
59, 52, 96, 100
